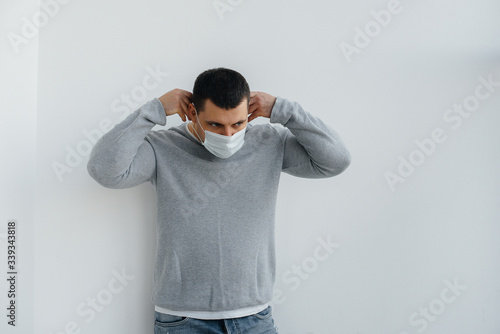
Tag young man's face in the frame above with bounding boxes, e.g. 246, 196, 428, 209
188, 98, 248, 141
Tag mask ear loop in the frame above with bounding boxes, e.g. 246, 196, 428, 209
190, 103, 204, 143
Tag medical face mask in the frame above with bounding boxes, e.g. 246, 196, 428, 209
191, 112, 246, 159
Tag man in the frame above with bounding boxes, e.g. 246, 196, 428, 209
87, 67, 351, 333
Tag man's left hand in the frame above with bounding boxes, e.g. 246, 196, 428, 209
248, 91, 276, 122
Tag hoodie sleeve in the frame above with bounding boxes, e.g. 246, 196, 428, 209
269, 96, 351, 178
87, 98, 166, 188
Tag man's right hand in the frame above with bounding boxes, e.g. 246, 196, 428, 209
158, 89, 193, 122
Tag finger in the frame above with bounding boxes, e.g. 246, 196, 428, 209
184, 109, 192, 121
249, 95, 257, 106
176, 88, 189, 95
182, 99, 194, 121
175, 105, 186, 121
178, 111, 186, 122
179, 100, 188, 116
248, 103, 258, 115
180, 95, 191, 107
182, 103, 193, 122
249, 92, 259, 105
180, 90, 193, 100
247, 113, 258, 123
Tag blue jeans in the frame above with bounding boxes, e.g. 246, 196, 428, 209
154, 305, 279, 334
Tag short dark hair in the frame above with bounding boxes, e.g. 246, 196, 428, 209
192, 67, 250, 113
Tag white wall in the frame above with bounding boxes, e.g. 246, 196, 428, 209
1, 0, 38, 333
2, 0, 500, 333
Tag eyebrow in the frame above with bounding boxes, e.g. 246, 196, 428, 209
205, 119, 247, 125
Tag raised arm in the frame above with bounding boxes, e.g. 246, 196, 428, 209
87, 89, 192, 188
248, 91, 351, 178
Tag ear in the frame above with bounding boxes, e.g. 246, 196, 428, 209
187, 103, 197, 121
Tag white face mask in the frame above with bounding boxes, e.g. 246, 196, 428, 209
191, 112, 246, 159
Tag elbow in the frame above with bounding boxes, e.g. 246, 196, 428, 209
320, 149, 351, 178
87, 161, 122, 189
87, 161, 107, 187
337, 150, 352, 175
87, 161, 141, 189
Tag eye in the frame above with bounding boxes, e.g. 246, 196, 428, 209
209, 123, 220, 127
